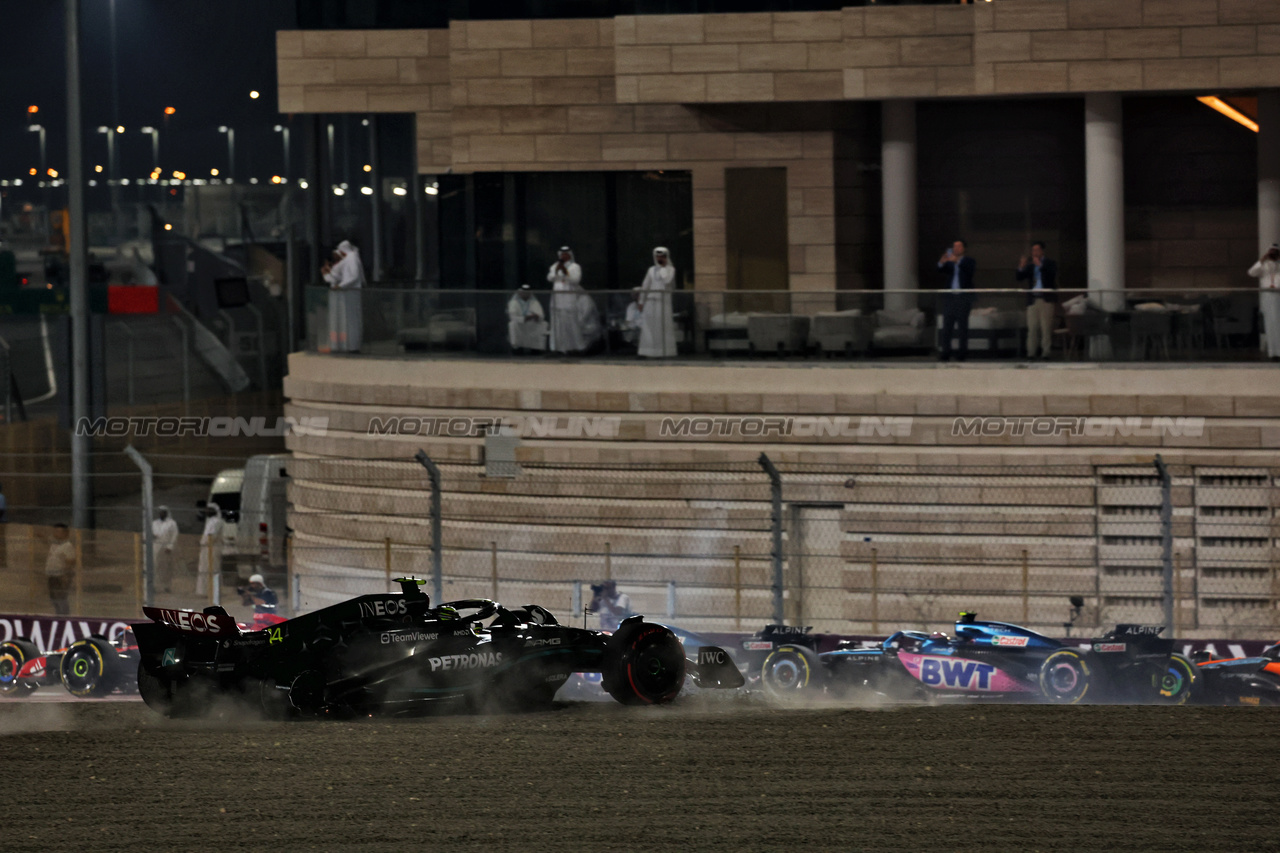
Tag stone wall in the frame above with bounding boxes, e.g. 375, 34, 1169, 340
615, 1, 1280, 102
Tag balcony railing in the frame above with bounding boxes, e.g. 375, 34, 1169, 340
305, 285, 1278, 364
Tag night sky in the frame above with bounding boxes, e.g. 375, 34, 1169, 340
2, 0, 296, 193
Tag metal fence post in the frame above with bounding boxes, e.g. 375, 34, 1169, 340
733, 544, 742, 630
666, 580, 676, 620
124, 445, 155, 608
490, 541, 498, 600
871, 547, 879, 634
1021, 549, 1029, 625
757, 452, 784, 624
384, 537, 392, 592
571, 580, 583, 627
414, 449, 444, 604
1154, 454, 1174, 637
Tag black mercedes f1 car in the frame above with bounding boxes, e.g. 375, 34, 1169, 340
132, 578, 742, 718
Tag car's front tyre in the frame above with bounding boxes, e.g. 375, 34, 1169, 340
603, 622, 686, 706
1039, 649, 1091, 704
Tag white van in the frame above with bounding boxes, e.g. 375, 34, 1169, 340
236, 454, 290, 568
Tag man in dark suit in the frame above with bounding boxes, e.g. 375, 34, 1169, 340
1016, 241, 1058, 359
937, 239, 976, 362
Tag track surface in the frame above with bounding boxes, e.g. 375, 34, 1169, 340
2, 698, 1276, 853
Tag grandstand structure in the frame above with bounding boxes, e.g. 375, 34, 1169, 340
277, 1, 1280, 637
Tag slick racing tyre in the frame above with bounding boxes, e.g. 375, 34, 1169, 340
603, 623, 686, 706
1038, 649, 1092, 704
60, 637, 118, 698
137, 663, 175, 716
761, 645, 820, 702
0, 639, 39, 697
1154, 654, 1195, 705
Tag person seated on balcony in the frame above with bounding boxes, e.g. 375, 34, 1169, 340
547, 246, 600, 354
638, 247, 678, 358
322, 239, 365, 353
507, 284, 547, 354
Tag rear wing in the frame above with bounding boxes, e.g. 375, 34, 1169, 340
140, 606, 241, 638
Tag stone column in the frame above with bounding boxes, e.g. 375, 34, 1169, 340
1258, 90, 1280, 252
881, 99, 917, 313
1085, 93, 1125, 312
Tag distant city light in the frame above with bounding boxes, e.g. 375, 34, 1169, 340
210, 168, 219, 176
249, 90, 260, 99
164, 224, 173, 231
298, 179, 309, 189
28, 168, 36, 176
172, 170, 186, 180
360, 186, 373, 196
333, 186, 345, 196
164, 106, 176, 115
88, 180, 97, 187
392, 186, 407, 196
271, 175, 282, 184
27, 105, 38, 114
121, 179, 130, 186
46, 168, 57, 178
425, 183, 439, 196
250, 178, 259, 184
363, 164, 372, 172
94, 165, 103, 173
116, 125, 124, 134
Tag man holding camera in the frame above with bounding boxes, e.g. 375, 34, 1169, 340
238, 574, 278, 615
1016, 241, 1058, 360
937, 239, 976, 362
588, 580, 631, 632
1248, 243, 1280, 359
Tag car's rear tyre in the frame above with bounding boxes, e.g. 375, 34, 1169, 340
1039, 649, 1091, 704
603, 622, 686, 706
60, 637, 118, 698
137, 663, 175, 716
1154, 654, 1195, 705
0, 639, 39, 697
761, 645, 820, 701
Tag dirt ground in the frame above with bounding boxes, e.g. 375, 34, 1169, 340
1, 697, 1277, 853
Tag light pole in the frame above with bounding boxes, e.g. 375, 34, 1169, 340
28, 124, 48, 238
140, 126, 160, 206
97, 124, 123, 244
218, 125, 235, 182
273, 124, 291, 181
139, 126, 159, 172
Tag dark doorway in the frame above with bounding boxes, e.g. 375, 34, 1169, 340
726, 167, 789, 313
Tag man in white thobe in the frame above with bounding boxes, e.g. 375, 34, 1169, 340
1248, 243, 1280, 360
151, 506, 180, 594
507, 284, 547, 353
323, 240, 365, 353
547, 246, 600, 353
638, 246, 678, 358
197, 503, 224, 598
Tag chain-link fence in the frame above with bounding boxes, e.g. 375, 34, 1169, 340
3, 449, 1275, 639
286, 455, 1280, 640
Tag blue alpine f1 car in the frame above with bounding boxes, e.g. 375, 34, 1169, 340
760, 611, 1195, 705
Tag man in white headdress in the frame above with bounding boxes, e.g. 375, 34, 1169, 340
507, 284, 547, 353
196, 502, 224, 598
547, 246, 600, 353
1249, 242, 1280, 360
151, 505, 180, 594
322, 239, 365, 353
638, 246, 678, 358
